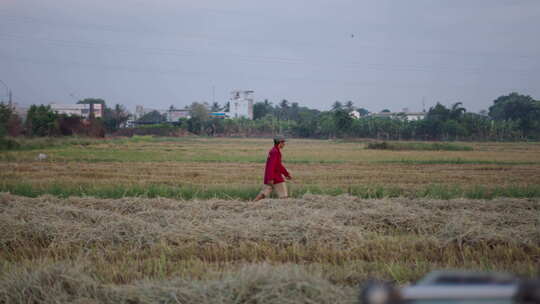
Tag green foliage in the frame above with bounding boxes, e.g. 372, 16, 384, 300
137, 110, 166, 124
18, 92, 538, 141
489, 92, 540, 137
25, 104, 59, 136
0, 137, 20, 150
223, 92, 539, 141
489, 92, 537, 120
23, 104, 99, 138
427, 103, 451, 121
210, 102, 222, 112
331, 101, 343, 111
2, 182, 539, 200
253, 100, 273, 120
103, 104, 130, 132
356, 108, 369, 116
188, 102, 210, 134
0, 136, 97, 151
366, 141, 473, 151
333, 109, 353, 136
0, 102, 23, 137
77, 98, 128, 133
0, 102, 11, 137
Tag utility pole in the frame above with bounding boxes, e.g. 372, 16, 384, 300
0, 79, 10, 105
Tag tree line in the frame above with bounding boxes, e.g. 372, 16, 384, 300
0, 98, 129, 140
180, 92, 540, 141
1, 92, 539, 143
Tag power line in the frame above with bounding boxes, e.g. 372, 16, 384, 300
0, 33, 537, 76
0, 12, 538, 59
1, 52, 511, 91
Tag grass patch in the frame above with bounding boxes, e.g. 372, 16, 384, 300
0, 136, 101, 151
0, 137, 20, 150
367, 141, 474, 151
2, 182, 540, 200
377, 158, 539, 165
0, 183, 262, 200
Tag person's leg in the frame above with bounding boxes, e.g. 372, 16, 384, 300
254, 184, 272, 201
274, 182, 288, 199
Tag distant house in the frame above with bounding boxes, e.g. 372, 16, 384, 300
349, 110, 361, 119
166, 108, 190, 122
229, 90, 254, 120
369, 112, 396, 119
369, 111, 426, 121
133, 105, 191, 123
50, 103, 103, 118
403, 112, 426, 121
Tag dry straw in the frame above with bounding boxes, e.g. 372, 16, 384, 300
0, 263, 356, 304
1, 193, 539, 303
1, 193, 539, 250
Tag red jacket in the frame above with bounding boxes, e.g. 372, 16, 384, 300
264, 145, 290, 184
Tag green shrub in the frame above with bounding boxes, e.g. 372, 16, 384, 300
0, 137, 20, 150
366, 141, 473, 151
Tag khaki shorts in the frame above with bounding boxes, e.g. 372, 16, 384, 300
259, 182, 288, 198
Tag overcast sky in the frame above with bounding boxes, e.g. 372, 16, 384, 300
1, 0, 539, 113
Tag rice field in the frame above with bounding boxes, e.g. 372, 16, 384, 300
1, 137, 540, 303
1, 137, 540, 200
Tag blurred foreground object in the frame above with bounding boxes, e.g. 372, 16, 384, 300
360, 270, 540, 304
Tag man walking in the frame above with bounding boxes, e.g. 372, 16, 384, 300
254, 137, 292, 201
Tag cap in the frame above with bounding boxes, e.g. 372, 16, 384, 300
273, 136, 286, 145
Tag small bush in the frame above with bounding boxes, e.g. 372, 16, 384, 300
366, 141, 389, 150
0, 137, 20, 150
366, 141, 473, 151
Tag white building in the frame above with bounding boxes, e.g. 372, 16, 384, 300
349, 110, 361, 119
50, 103, 103, 118
229, 90, 254, 120
369, 111, 426, 121
166, 108, 190, 122
403, 112, 426, 121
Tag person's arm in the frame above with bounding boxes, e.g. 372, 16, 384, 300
264, 150, 278, 184
279, 160, 291, 179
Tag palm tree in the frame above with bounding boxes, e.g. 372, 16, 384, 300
279, 99, 289, 120
450, 102, 466, 120
331, 101, 343, 111
344, 101, 354, 112
211, 102, 221, 112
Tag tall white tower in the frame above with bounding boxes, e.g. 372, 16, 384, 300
229, 90, 254, 120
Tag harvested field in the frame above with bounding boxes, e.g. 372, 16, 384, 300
1, 138, 540, 303
1, 138, 540, 200
2, 193, 539, 248
0, 263, 357, 304
1, 193, 539, 303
